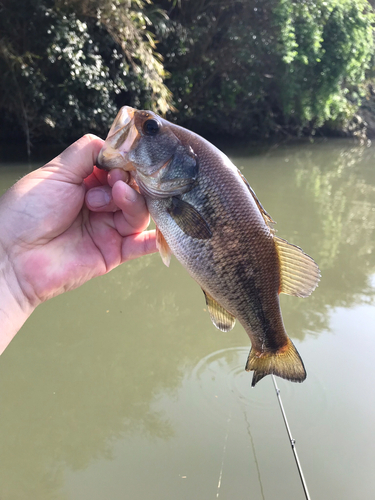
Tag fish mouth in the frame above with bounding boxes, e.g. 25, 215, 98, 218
97, 106, 139, 171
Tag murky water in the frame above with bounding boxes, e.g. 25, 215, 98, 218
1, 139, 375, 499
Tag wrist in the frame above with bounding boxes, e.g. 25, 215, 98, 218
0, 244, 35, 354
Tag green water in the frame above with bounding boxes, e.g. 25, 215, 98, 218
1, 139, 375, 499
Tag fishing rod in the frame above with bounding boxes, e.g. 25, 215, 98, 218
271, 375, 311, 500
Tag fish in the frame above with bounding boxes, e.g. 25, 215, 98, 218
97, 106, 320, 386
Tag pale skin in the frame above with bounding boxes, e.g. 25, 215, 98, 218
0, 134, 157, 354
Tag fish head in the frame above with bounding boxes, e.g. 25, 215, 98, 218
97, 106, 198, 197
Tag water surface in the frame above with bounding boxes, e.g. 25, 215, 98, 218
1, 139, 375, 499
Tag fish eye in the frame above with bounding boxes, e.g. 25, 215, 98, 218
143, 119, 160, 136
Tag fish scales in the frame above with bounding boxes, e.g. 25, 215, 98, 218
147, 141, 283, 351
97, 106, 320, 386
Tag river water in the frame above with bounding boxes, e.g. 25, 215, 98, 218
0, 138, 375, 499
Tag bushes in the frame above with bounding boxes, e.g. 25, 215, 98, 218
0, 0, 374, 147
160, 0, 374, 138
0, 0, 171, 149
274, 0, 374, 133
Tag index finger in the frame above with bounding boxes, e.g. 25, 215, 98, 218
84, 166, 109, 190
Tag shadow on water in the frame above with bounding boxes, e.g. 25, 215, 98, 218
0, 139, 375, 498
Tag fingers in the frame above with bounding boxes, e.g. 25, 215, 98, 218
108, 169, 130, 187
85, 186, 118, 212
121, 229, 157, 261
86, 179, 150, 235
84, 166, 109, 190
45, 134, 105, 184
112, 180, 150, 235
84, 167, 129, 191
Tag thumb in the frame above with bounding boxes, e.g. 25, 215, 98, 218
48, 134, 105, 184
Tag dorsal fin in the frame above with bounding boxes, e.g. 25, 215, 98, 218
156, 226, 172, 267
237, 169, 276, 228
202, 289, 236, 332
274, 236, 320, 298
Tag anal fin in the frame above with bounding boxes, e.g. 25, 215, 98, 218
202, 289, 236, 332
156, 226, 172, 267
245, 337, 306, 387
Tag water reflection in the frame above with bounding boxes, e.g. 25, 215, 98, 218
1, 139, 375, 499
232, 140, 375, 340
0, 257, 238, 499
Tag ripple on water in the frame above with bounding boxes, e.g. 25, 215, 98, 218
189, 347, 329, 427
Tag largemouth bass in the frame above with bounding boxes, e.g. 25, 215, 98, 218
97, 106, 320, 386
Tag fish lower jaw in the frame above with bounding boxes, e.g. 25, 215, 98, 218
97, 148, 135, 171
98, 118, 139, 171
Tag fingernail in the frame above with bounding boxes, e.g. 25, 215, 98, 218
124, 186, 138, 203
87, 189, 111, 208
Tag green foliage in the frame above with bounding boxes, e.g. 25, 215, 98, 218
159, 0, 374, 138
0, 0, 171, 147
274, 0, 374, 130
0, 0, 374, 147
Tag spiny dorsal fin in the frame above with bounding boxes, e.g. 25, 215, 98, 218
167, 197, 212, 239
246, 337, 306, 386
202, 289, 236, 332
274, 236, 320, 298
156, 226, 172, 267
237, 169, 276, 228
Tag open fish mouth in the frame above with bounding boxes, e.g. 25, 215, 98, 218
97, 106, 139, 171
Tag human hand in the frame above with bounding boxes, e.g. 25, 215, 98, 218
0, 134, 156, 350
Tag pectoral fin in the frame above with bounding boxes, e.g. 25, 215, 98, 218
156, 227, 172, 267
275, 236, 320, 298
202, 289, 236, 332
168, 197, 212, 239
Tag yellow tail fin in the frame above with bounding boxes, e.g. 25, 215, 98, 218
245, 338, 306, 387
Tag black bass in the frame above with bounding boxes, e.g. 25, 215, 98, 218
97, 106, 320, 386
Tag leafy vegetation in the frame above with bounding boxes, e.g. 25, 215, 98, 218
0, 0, 171, 154
0, 0, 374, 151
160, 0, 374, 138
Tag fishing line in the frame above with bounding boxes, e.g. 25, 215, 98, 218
242, 408, 266, 500
272, 375, 311, 500
216, 411, 231, 498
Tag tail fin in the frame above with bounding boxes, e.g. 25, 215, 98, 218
245, 338, 306, 387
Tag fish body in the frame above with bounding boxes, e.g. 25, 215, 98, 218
97, 107, 320, 386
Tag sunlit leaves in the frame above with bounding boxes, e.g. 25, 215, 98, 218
272, 0, 374, 130
0, 0, 172, 144
159, 0, 374, 138
0, 0, 374, 144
